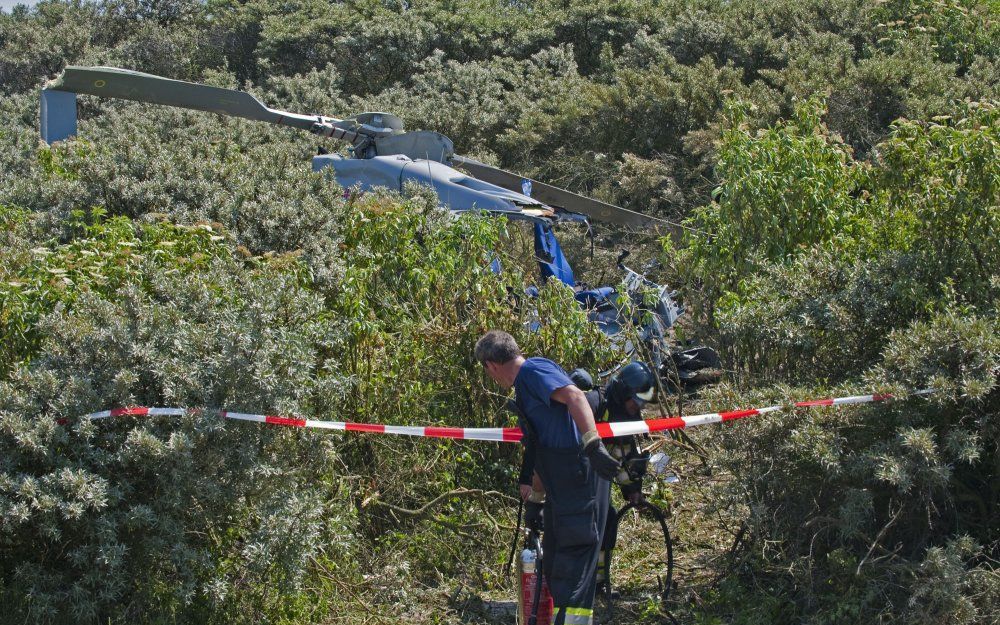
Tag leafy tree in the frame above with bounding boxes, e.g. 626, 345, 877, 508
683, 97, 863, 293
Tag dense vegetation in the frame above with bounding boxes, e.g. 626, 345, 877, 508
1, 0, 997, 623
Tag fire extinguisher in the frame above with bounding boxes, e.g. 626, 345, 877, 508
517, 529, 553, 625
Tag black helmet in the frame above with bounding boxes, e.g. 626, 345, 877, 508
608, 362, 655, 407
568, 368, 595, 391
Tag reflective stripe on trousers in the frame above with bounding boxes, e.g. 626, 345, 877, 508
556, 606, 593, 625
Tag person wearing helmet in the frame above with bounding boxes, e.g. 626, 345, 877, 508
596, 361, 657, 595
476, 330, 620, 625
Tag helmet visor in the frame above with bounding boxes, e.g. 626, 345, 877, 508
632, 386, 655, 406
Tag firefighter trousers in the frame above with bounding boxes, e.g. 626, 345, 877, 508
536, 445, 611, 625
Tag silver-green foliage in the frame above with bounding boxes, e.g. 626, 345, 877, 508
0, 216, 349, 622
1, 89, 347, 286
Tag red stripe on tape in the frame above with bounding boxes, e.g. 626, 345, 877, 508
265, 415, 306, 427
645, 417, 687, 432
595, 422, 614, 438
720, 409, 759, 421
111, 407, 149, 417
795, 398, 834, 407
872, 393, 894, 401
502, 427, 523, 442
424, 427, 465, 439
345, 422, 386, 434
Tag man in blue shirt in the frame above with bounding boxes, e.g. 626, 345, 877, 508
475, 330, 620, 625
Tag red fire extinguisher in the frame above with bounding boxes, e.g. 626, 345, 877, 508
517, 533, 553, 625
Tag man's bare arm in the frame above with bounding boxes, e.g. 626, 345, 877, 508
553, 384, 621, 480
551, 385, 597, 440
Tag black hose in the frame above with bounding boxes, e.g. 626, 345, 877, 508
505, 499, 524, 578
613, 500, 674, 609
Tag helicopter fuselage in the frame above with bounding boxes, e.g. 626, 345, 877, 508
314, 154, 557, 221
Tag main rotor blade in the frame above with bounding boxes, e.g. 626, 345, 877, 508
451, 156, 668, 229
47, 66, 324, 132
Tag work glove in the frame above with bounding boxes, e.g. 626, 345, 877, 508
581, 430, 621, 481
524, 499, 544, 532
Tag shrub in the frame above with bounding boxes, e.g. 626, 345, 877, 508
0, 214, 348, 623
699, 308, 998, 623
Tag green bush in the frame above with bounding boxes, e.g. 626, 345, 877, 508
714, 249, 933, 384
0, 214, 347, 622
867, 103, 1000, 300
698, 308, 998, 623
677, 83, 998, 625
683, 97, 863, 292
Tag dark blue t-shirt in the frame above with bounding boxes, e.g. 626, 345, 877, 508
514, 357, 580, 449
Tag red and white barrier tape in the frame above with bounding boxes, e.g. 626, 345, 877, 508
61, 389, 935, 443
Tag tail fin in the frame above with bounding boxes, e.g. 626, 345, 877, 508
40, 89, 77, 144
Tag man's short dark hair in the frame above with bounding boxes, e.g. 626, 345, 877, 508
475, 330, 522, 365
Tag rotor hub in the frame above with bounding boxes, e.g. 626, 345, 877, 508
352, 112, 404, 134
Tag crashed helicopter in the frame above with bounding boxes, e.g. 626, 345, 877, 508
40, 66, 719, 383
